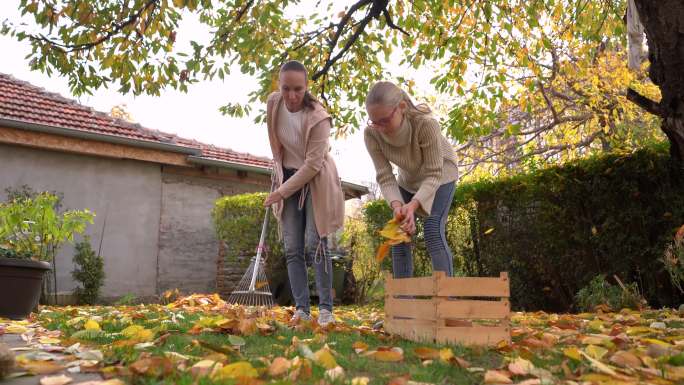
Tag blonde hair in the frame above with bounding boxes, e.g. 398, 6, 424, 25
365, 81, 431, 117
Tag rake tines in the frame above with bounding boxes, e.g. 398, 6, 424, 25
228, 256, 274, 308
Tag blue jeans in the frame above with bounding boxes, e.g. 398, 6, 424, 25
281, 168, 333, 314
392, 182, 456, 278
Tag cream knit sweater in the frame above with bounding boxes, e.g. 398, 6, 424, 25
364, 113, 459, 216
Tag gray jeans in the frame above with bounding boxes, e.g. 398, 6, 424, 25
392, 182, 456, 278
281, 170, 333, 314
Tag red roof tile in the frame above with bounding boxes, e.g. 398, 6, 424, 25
0, 73, 272, 169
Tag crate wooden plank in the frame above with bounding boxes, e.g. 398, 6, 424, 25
437, 299, 510, 320
436, 275, 510, 297
385, 276, 435, 296
385, 297, 435, 320
385, 318, 435, 342
436, 325, 511, 346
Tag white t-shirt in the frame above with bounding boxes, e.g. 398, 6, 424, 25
277, 105, 306, 169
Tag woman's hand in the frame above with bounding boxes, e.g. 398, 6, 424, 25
400, 200, 420, 235
264, 191, 283, 207
390, 200, 404, 221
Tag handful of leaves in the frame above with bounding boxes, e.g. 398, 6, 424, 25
375, 218, 411, 263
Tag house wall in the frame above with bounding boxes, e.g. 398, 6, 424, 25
0, 143, 162, 298
156, 166, 270, 295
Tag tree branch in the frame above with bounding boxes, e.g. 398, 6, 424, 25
30, 0, 158, 52
626, 88, 663, 117
383, 8, 408, 35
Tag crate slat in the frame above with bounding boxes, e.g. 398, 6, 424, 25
385, 318, 435, 342
385, 276, 434, 296
385, 297, 435, 320
436, 325, 511, 346
436, 275, 510, 297
437, 299, 509, 320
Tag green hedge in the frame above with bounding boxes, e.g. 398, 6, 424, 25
212, 193, 290, 304
452, 143, 684, 311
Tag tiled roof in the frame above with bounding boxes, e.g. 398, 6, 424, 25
0, 73, 272, 169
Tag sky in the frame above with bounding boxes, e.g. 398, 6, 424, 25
0, 1, 378, 186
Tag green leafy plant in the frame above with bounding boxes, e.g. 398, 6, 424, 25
0, 192, 94, 261
71, 236, 105, 305
340, 216, 382, 304
0, 191, 95, 303
114, 293, 138, 306
662, 225, 684, 294
575, 275, 643, 312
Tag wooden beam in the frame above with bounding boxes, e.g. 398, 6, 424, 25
437, 299, 510, 320
162, 165, 272, 186
385, 275, 435, 296
437, 325, 511, 346
0, 125, 190, 166
385, 297, 435, 320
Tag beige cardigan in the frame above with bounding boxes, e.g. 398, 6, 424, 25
364, 113, 459, 217
266, 92, 345, 238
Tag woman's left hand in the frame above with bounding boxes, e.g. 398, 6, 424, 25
264, 191, 283, 207
400, 200, 420, 235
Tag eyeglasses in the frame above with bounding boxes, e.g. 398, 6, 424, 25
367, 105, 399, 127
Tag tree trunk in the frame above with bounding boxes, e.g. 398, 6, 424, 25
633, 0, 684, 170
626, 0, 647, 70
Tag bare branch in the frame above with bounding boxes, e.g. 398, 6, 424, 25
382, 8, 409, 35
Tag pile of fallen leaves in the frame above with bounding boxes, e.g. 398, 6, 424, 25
1, 294, 684, 384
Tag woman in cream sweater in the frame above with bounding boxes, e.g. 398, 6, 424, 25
364, 81, 459, 278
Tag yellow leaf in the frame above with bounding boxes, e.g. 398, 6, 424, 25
38, 337, 61, 345
351, 377, 370, 385
642, 338, 671, 347
484, 370, 513, 384
6, 324, 28, 334
314, 348, 338, 369
563, 347, 582, 361
579, 350, 618, 376
212, 361, 258, 380
352, 341, 368, 354
626, 326, 652, 335
439, 348, 454, 362
585, 345, 609, 360
367, 350, 403, 362
20, 360, 64, 375
190, 359, 221, 377
84, 319, 100, 331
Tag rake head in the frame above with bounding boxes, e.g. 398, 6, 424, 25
227, 256, 274, 308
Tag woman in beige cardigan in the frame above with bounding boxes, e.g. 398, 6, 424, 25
263, 60, 345, 326
364, 81, 459, 278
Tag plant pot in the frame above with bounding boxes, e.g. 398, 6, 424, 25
0, 257, 51, 319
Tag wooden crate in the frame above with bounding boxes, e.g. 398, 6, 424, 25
384, 271, 511, 346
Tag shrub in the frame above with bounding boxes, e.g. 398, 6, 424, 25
71, 236, 105, 305
662, 225, 684, 294
575, 274, 643, 312
451, 143, 684, 311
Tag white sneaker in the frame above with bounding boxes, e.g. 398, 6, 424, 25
290, 309, 312, 323
318, 309, 335, 327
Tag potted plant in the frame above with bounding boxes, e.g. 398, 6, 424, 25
0, 192, 94, 319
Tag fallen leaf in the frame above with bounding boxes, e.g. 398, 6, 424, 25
83, 320, 100, 331
351, 377, 370, 385
238, 319, 257, 336
19, 360, 64, 375
268, 357, 291, 377
325, 366, 345, 381
352, 341, 368, 354
585, 344, 609, 360
213, 361, 258, 380
6, 324, 28, 334
367, 350, 403, 362
609, 351, 642, 368
40, 374, 73, 385
129, 357, 174, 378
484, 370, 513, 384
414, 347, 439, 360
508, 358, 534, 376
563, 347, 582, 361
190, 360, 221, 377
314, 348, 338, 369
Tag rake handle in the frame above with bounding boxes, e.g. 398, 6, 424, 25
249, 180, 275, 291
